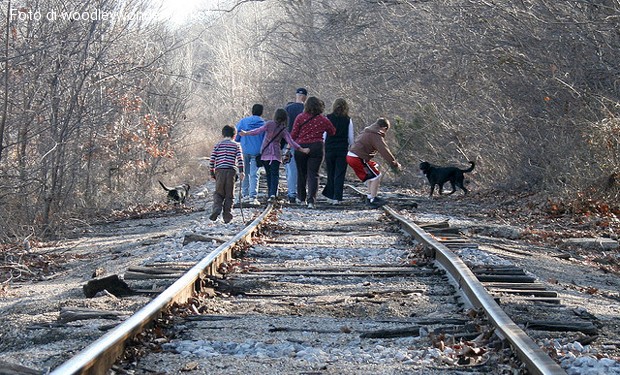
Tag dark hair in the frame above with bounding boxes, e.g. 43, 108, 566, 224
376, 118, 390, 129
331, 98, 349, 117
273, 108, 288, 125
251, 104, 264, 116
222, 125, 236, 138
304, 96, 325, 116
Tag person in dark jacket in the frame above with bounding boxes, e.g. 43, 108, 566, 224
283, 88, 308, 204
322, 98, 354, 205
346, 118, 401, 206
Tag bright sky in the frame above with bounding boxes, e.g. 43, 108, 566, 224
158, 0, 212, 24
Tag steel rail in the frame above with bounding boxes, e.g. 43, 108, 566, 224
50, 204, 274, 375
382, 205, 566, 375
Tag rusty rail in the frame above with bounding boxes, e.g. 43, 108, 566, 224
49, 205, 274, 375
381, 204, 566, 375
343, 184, 564, 374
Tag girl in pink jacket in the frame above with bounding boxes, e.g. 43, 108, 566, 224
240, 109, 309, 202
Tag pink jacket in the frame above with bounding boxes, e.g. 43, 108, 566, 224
244, 120, 302, 163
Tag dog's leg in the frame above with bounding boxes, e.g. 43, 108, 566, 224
448, 181, 457, 195
456, 177, 467, 195
438, 183, 445, 195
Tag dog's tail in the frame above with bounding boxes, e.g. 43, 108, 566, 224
158, 180, 170, 191
462, 161, 475, 173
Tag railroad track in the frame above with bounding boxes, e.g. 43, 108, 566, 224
41, 186, 582, 374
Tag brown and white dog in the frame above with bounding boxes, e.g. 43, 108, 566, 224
159, 180, 190, 204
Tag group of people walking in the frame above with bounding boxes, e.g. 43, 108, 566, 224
208, 87, 401, 223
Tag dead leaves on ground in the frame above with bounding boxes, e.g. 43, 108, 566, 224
0, 243, 89, 287
481, 191, 620, 271
105, 202, 195, 222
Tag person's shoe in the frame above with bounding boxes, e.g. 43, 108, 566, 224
332, 200, 341, 205
209, 212, 219, 221
296, 199, 305, 206
268, 195, 276, 203
307, 202, 315, 209
250, 198, 261, 205
325, 198, 334, 204
289, 196, 296, 204
242, 196, 251, 203
369, 196, 387, 206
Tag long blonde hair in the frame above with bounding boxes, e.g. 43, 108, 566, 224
331, 98, 349, 117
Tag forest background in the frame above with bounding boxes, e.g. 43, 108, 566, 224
0, 0, 619, 241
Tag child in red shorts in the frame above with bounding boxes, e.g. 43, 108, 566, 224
346, 118, 401, 206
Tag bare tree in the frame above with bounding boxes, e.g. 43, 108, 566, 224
0, 0, 198, 239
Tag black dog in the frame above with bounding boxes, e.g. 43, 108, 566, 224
419, 161, 475, 197
158, 180, 190, 204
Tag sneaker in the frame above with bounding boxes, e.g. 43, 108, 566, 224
250, 198, 261, 205
332, 200, 341, 205
242, 196, 251, 203
209, 212, 219, 221
296, 198, 305, 206
307, 202, 315, 209
268, 195, 276, 203
288, 196, 296, 204
369, 196, 387, 206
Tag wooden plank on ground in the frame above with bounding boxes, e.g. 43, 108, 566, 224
58, 308, 123, 323
525, 320, 598, 335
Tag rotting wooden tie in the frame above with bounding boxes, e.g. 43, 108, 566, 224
124, 266, 184, 280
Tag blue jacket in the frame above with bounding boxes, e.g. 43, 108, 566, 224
285, 102, 304, 131
235, 115, 265, 155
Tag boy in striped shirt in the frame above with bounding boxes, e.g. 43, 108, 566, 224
209, 125, 245, 223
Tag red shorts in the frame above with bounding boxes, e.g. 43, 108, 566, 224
346, 155, 380, 182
